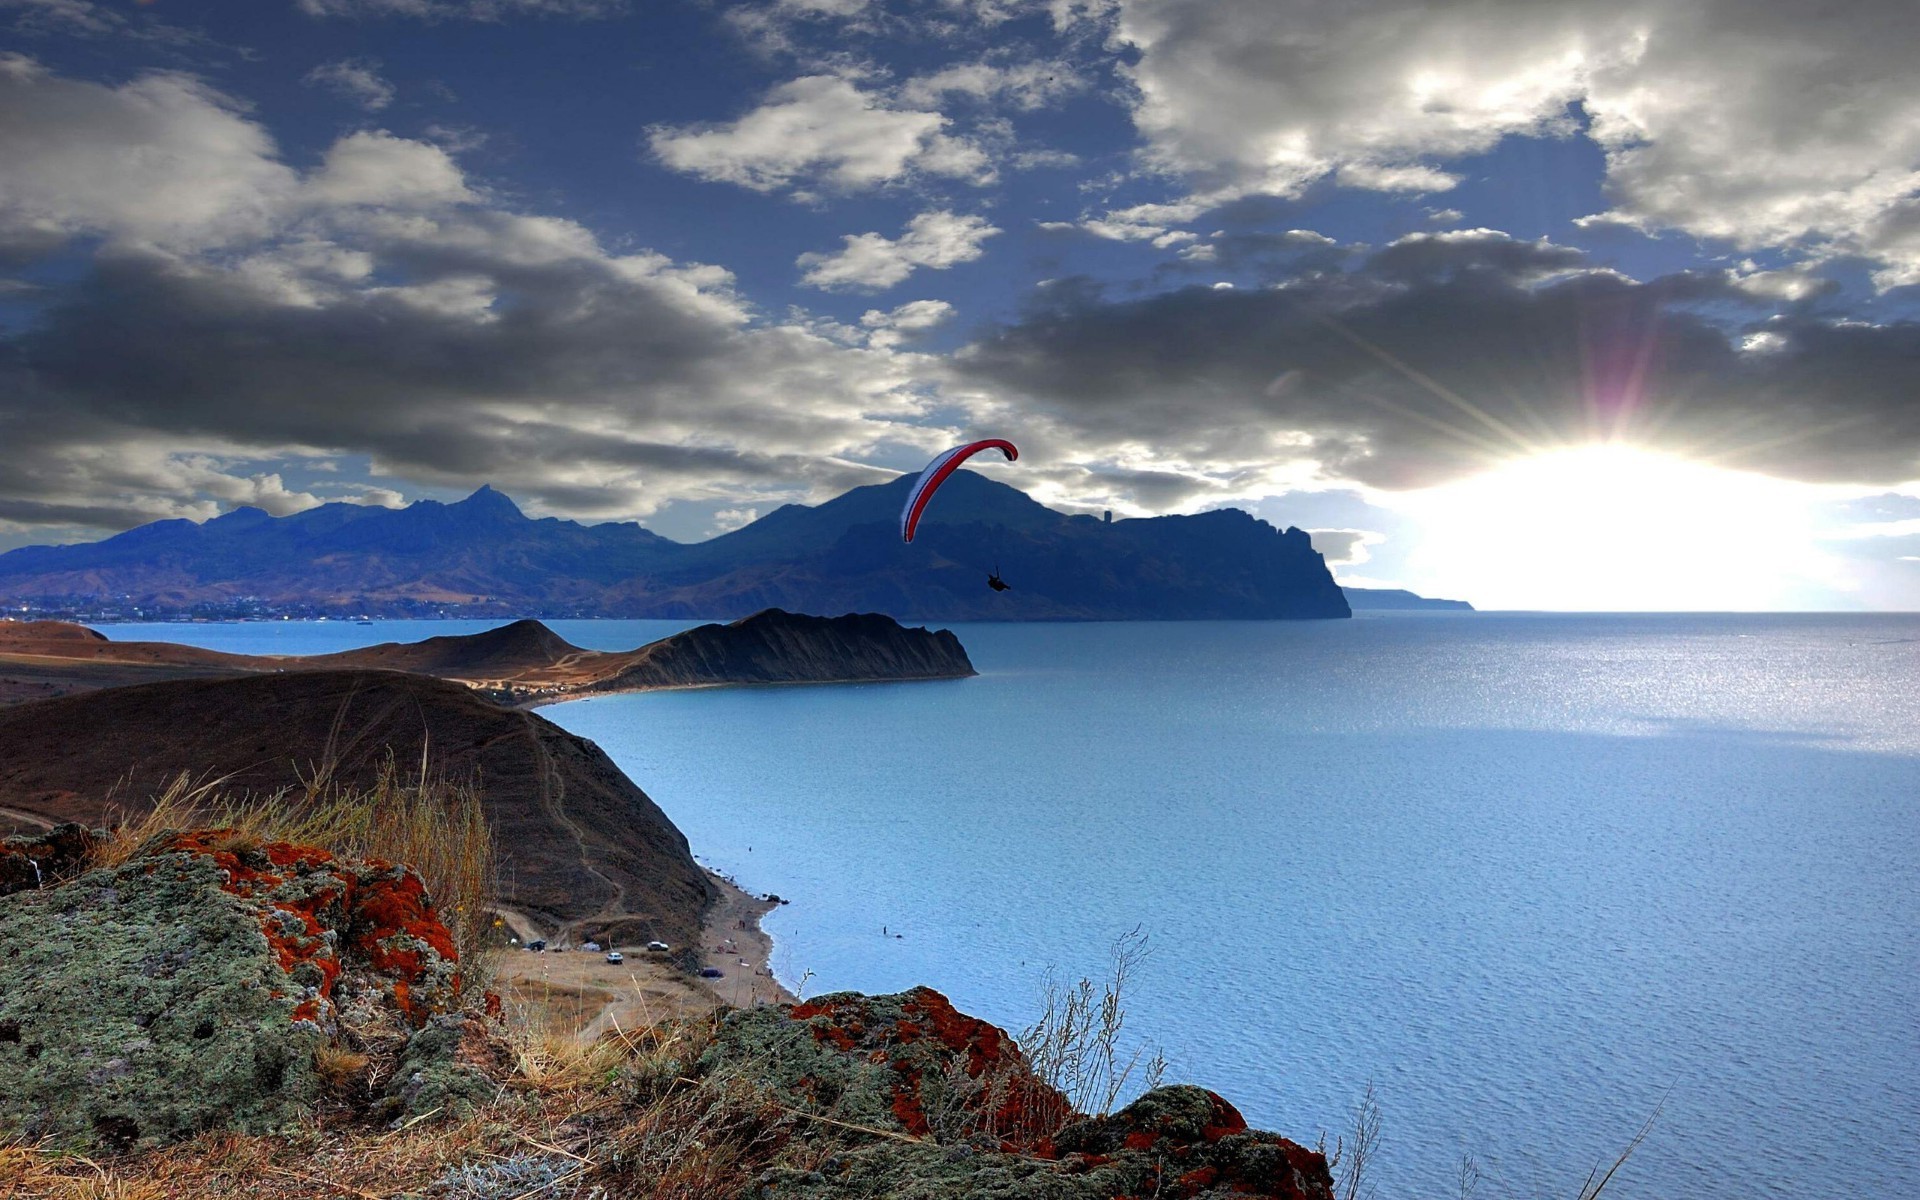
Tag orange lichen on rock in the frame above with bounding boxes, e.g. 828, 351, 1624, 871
784, 986, 1071, 1154
148, 831, 461, 1030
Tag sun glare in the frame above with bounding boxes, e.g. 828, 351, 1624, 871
1393, 445, 1841, 611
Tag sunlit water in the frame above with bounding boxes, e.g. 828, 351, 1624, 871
119, 613, 1920, 1200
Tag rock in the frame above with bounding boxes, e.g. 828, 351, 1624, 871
378, 1012, 506, 1123
0, 822, 99, 896
0, 828, 476, 1150
704, 988, 1334, 1200
701, 986, 1068, 1153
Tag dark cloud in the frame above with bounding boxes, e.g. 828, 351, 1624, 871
957, 237, 1920, 489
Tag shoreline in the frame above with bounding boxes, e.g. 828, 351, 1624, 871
693, 868, 797, 1009
513, 668, 976, 713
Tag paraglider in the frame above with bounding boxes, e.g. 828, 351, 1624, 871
899, 438, 1020, 592
899, 438, 1018, 543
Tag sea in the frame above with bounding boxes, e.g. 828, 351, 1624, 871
110, 612, 1920, 1200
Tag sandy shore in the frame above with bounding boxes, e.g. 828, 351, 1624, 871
494, 868, 794, 1041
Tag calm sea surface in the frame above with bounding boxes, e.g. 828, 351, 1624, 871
117, 614, 1920, 1200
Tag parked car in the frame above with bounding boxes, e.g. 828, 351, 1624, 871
645, 941, 671, 953
582, 941, 601, 952
699, 967, 724, 979
605, 951, 624, 964
526, 939, 546, 952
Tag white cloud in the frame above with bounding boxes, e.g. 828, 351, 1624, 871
0, 54, 297, 250
861, 299, 957, 331
303, 58, 395, 111
301, 130, 474, 209
1104, 0, 1920, 282
797, 210, 999, 290
898, 58, 1087, 111
648, 75, 992, 196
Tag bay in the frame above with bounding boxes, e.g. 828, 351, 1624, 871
114, 613, 1920, 1199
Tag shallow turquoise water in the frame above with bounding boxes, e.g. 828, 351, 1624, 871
120, 614, 1920, 1199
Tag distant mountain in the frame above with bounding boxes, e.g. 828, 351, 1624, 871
1342, 587, 1474, 611
0, 474, 1351, 621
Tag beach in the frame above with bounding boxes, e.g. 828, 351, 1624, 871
495, 868, 794, 1041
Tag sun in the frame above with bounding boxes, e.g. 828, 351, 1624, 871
1388, 445, 1842, 611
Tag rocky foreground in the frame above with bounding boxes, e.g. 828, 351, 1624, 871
0, 824, 496, 1151
1, 823, 1335, 1199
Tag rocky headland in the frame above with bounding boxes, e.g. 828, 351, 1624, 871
0, 607, 976, 706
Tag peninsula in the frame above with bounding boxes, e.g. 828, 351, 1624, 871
0, 607, 975, 707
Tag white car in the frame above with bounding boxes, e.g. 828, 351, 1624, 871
605, 951, 624, 964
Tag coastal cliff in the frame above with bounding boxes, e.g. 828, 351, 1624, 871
591, 608, 976, 694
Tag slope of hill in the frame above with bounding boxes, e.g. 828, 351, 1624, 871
0, 670, 715, 949
1342, 587, 1475, 611
0, 475, 1351, 621
0, 609, 977, 705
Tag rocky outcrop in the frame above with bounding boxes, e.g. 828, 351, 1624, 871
597, 609, 975, 693
0, 826, 487, 1151
701, 987, 1335, 1200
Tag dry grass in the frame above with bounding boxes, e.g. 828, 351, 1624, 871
1018, 925, 1165, 1121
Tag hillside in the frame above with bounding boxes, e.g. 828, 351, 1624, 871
0, 609, 976, 705
1343, 587, 1475, 611
0, 474, 1351, 621
0, 670, 715, 949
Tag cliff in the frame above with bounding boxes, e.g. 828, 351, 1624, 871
0, 475, 1351, 622
592, 608, 976, 694
0, 670, 716, 947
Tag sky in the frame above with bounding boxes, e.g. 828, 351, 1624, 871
1, 0, 1918, 610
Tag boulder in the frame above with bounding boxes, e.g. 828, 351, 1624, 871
701, 987, 1334, 1200
0, 826, 483, 1150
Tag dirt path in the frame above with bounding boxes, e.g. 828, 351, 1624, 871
0, 805, 55, 832
514, 709, 626, 942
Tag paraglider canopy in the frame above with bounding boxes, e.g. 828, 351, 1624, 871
900, 438, 1019, 543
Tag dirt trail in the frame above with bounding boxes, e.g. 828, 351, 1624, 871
0, 805, 55, 832
515, 709, 626, 942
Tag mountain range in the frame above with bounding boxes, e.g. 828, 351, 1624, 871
0, 474, 1469, 619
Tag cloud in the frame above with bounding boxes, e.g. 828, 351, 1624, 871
0, 58, 950, 541
296, 0, 624, 18
898, 57, 1088, 111
798, 210, 1000, 290
1105, 0, 1920, 282
953, 231, 1920, 494
861, 299, 956, 331
648, 75, 992, 196
0, 54, 296, 251
303, 58, 395, 111
1305, 528, 1384, 566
